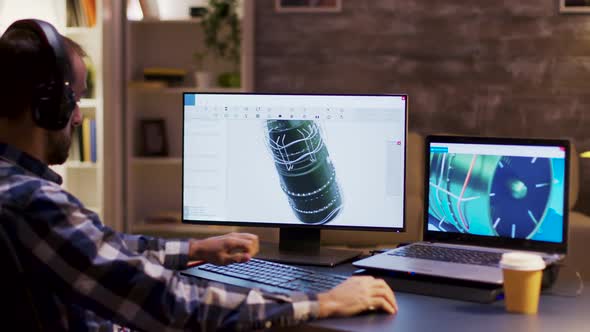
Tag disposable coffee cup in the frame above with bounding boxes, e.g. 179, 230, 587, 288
499, 252, 546, 314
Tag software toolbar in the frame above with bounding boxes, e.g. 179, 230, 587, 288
183, 94, 407, 122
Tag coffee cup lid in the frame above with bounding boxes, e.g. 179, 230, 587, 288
499, 252, 546, 271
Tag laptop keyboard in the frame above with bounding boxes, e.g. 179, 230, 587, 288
388, 244, 502, 267
197, 258, 348, 293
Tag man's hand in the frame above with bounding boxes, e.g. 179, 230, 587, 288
317, 276, 398, 318
189, 232, 259, 265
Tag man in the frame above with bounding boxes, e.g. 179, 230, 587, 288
0, 19, 397, 331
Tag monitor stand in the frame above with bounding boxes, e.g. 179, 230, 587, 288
257, 228, 361, 267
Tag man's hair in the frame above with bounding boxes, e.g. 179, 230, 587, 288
0, 25, 86, 120
64, 36, 87, 68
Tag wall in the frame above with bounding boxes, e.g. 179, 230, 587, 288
254, 0, 590, 214
0, 0, 61, 33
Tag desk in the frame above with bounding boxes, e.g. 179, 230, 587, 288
278, 263, 588, 332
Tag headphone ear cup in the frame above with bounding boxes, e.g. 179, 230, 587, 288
32, 81, 75, 131
32, 81, 60, 130
60, 85, 77, 124
8, 19, 73, 131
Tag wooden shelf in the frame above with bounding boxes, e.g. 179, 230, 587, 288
65, 161, 98, 169
124, 1, 254, 235
79, 98, 97, 108
79, 99, 97, 118
131, 157, 182, 165
128, 18, 202, 25
128, 85, 245, 94
130, 223, 237, 236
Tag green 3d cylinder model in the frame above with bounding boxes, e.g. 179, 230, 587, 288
266, 120, 342, 224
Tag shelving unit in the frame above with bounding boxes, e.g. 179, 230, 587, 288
124, 1, 254, 235
0, 1, 105, 220
130, 18, 203, 25
64, 161, 99, 169
131, 157, 183, 165
130, 224, 237, 238
79, 98, 98, 108
59, 1, 104, 219
128, 85, 244, 94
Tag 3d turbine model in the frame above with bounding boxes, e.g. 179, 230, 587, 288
265, 120, 342, 224
429, 153, 553, 239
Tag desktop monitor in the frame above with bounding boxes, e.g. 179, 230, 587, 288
182, 93, 408, 265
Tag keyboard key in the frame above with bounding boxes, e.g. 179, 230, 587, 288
388, 245, 502, 267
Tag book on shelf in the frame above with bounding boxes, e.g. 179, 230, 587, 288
143, 67, 187, 86
82, 117, 91, 162
90, 118, 97, 162
77, 124, 84, 161
128, 80, 167, 89
66, 0, 97, 28
69, 118, 97, 163
70, 127, 81, 161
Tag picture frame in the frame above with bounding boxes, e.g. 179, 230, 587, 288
140, 119, 168, 156
559, 0, 590, 13
275, 0, 342, 13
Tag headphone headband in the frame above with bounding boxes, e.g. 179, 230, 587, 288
4, 19, 76, 130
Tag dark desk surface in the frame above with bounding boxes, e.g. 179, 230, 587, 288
277, 262, 588, 332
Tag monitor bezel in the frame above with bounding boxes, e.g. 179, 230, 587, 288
423, 135, 570, 254
181, 92, 408, 232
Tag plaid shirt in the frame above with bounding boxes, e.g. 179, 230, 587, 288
0, 143, 319, 331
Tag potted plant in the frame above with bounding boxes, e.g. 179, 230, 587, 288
192, 51, 212, 88
200, 0, 241, 88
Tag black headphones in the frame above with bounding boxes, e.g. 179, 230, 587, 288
4, 19, 77, 131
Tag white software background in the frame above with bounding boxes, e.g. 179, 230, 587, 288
184, 119, 405, 229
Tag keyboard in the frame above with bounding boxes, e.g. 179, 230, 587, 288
387, 244, 502, 267
182, 258, 348, 294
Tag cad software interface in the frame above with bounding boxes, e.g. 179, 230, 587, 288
427, 142, 566, 243
183, 94, 407, 228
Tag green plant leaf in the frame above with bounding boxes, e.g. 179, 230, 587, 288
200, 0, 241, 67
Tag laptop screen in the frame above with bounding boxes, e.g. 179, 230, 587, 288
425, 136, 569, 253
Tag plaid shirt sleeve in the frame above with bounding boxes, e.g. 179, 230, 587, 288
117, 232, 190, 270
13, 182, 320, 331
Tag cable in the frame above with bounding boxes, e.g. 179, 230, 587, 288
543, 265, 584, 298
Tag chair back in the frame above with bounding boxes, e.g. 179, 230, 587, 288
0, 213, 44, 331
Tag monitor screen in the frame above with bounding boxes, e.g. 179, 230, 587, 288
182, 93, 407, 230
426, 140, 567, 244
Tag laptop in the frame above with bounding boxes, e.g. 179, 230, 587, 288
354, 135, 570, 284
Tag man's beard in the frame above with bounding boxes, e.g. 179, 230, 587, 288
45, 130, 71, 165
